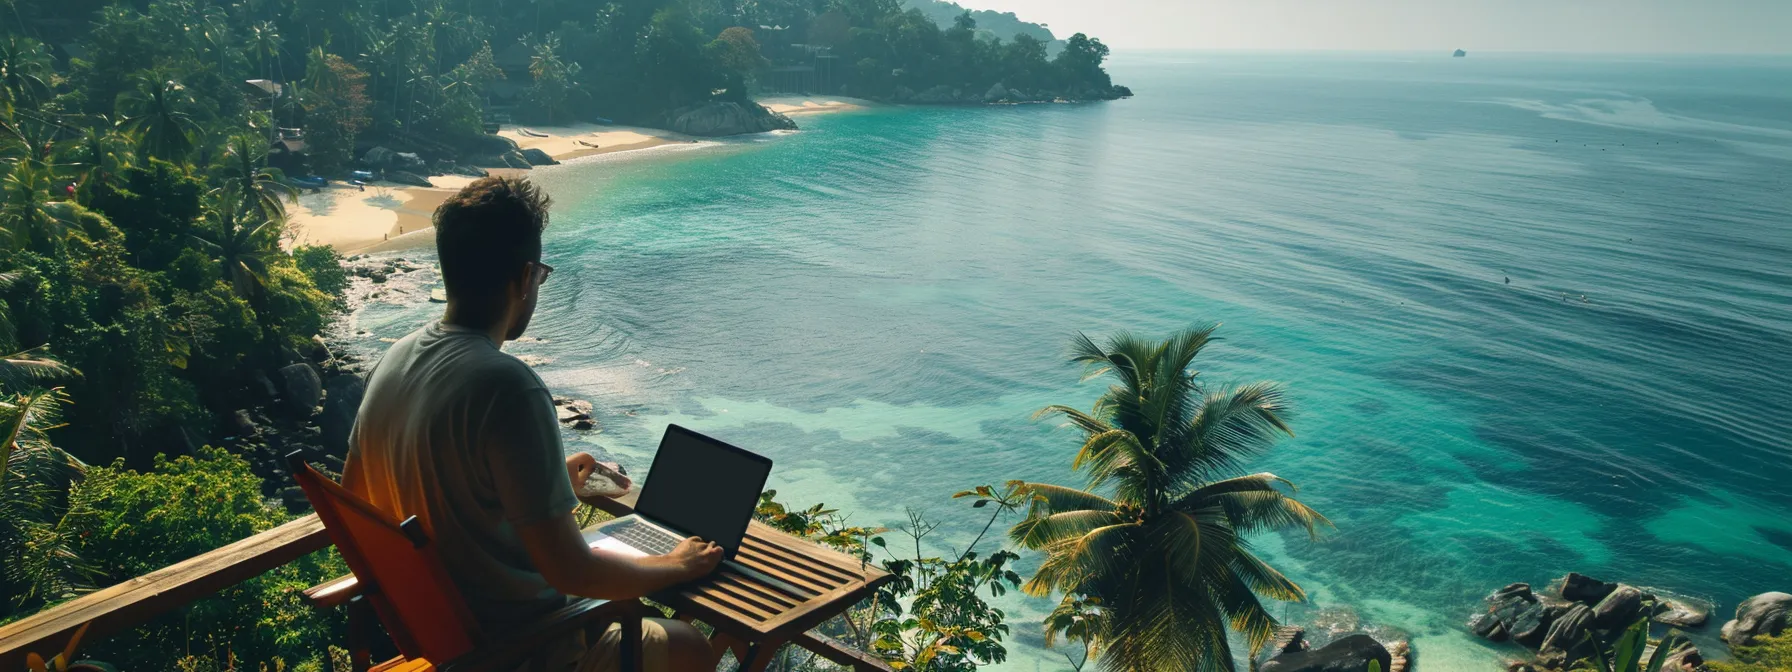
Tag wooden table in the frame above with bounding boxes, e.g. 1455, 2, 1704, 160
584, 496, 895, 672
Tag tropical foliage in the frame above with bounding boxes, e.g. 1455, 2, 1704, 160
61, 448, 347, 669
1570, 616, 1688, 672
753, 488, 1027, 672
1008, 326, 1330, 671
1710, 633, 1792, 672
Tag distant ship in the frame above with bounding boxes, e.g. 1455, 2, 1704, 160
1453, 49, 1467, 57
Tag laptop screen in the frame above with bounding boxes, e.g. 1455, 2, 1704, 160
633, 424, 772, 557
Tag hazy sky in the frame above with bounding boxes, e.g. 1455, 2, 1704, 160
964, 0, 1792, 53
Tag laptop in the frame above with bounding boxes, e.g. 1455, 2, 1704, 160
584, 424, 785, 587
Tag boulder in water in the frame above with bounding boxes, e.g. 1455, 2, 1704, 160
1653, 599, 1711, 628
1260, 634, 1392, 672
1591, 585, 1647, 630
1539, 604, 1596, 667
1722, 592, 1792, 648
663, 101, 797, 136
1560, 573, 1618, 604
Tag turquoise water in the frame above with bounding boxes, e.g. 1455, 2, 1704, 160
346, 53, 1792, 669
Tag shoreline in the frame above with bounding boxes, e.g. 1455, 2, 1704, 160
287, 98, 864, 255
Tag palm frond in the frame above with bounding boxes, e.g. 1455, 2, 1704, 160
1174, 472, 1333, 538
1012, 509, 1129, 551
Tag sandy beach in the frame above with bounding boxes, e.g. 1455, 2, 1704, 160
286, 99, 861, 254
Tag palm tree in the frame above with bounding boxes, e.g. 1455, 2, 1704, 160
0, 385, 86, 616
1010, 325, 1331, 672
246, 21, 285, 81
222, 134, 299, 225
58, 119, 136, 201
0, 37, 52, 109
119, 78, 202, 162
0, 159, 73, 252
191, 189, 280, 300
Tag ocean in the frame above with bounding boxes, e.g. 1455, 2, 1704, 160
342, 52, 1792, 669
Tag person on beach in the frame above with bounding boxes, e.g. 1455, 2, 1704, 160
343, 176, 725, 672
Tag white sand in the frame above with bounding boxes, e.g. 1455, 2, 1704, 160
501, 123, 685, 162
290, 101, 865, 253
760, 96, 869, 116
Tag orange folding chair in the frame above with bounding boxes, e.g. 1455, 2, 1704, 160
289, 452, 644, 672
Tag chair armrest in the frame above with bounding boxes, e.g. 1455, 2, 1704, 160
436, 598, 642, 672
303, 573, 362, 609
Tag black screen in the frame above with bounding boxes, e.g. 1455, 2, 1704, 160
634, 425, 772, 557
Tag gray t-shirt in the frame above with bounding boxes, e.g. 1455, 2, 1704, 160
345, 321, 578, 630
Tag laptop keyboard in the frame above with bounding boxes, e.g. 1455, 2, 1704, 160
607, 521, 683, 556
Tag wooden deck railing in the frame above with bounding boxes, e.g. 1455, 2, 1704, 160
0, 515, 332, 669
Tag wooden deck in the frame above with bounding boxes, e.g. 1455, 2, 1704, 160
0, 492, 892, 671
0, 515, 331, 669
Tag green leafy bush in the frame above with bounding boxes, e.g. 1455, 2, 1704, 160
1710, 634, 1792, 672
62, 447, 345, 670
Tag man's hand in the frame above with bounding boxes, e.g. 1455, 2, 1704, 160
661, 536, 723, 580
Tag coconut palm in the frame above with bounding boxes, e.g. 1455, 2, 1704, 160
0, 37, 53, 108
191, 189, 281, 300
1011, 325, 1331, 672
58, 119, 136, 200
0, 159, 74, 252
119, 78, 202, 162
222, 134, 299, 225
246, 21, 285, 81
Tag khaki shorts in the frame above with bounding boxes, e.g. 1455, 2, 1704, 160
527, 617, 673, 672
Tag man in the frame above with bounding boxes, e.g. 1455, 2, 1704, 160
344, 176, 722, 672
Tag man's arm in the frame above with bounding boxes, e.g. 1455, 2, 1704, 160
516, 511, 722, 600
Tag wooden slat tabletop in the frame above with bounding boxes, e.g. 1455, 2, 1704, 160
622, 518, 891, 639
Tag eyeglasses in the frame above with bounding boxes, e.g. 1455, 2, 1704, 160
533, 261, 555, 286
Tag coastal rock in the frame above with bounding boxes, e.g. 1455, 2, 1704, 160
362, 146, 397, 167
1653, 599, 1711, 628
307, 335, 331, 363
521, 147, 559, 166
1659, 641, 1706, 672
386, 170, 433, 187
503, 151, 532, 169
451, 164, 489, 178
1279, 627, 1310, 655
1722, 592, 1792, 648
1260, 634, 1392, 672
1592, 585, 1646, 630
1487, 583, 1557, 646
1469, 613, 1510, 642
1560, 573, 1618, 604
251, 370, 280, 401
983, 83, 1009, 102
319, 373, 365, 457
663, 101, 797, 137
393, 151, 425, 170
1539, 604, 1596, 666
277, 363, 324, 416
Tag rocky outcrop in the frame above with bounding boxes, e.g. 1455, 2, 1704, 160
362, 146, 427, 172
1471, 572, 1729, 671
1722, 592, 1792, 648
982, 83, 1009, 103
1591, 585, 1647, 630
1657, 640, 1706, 672
663, 101, 797, 137
1560, 573, 1618, 603
1538, 604, 1595, 668
521, 148, 559, 166
554, 397, 597, 431
277, 363, 323, 417
1260, 634, 1391, 672
386, 170, 433, 187
1653, 599, 1711, 628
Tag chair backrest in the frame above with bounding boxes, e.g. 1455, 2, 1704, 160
288, 452, 483, 663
